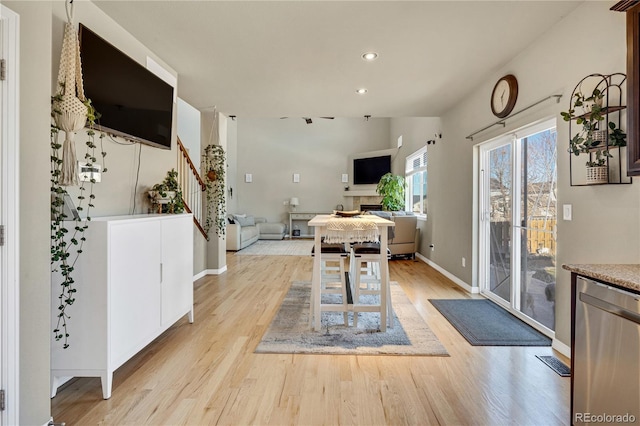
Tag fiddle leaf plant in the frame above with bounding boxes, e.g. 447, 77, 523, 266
376, 173, 406, 211
51, 96, 107, 349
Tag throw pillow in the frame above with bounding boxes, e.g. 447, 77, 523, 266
234, 215, 255, 227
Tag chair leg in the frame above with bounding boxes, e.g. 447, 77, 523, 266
353, 258, 361, 328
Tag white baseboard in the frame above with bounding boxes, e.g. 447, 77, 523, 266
203, 266, 227, 276
193, 270, 208, 281
192, 266, 228, 282
552, 338, 571, 359
415, 253, 478, 294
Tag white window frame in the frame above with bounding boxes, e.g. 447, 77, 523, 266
405, 146, 427, 218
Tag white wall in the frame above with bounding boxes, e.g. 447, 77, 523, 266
177, 97, 201, 168
434, 1, 639, 346
233, 117, 392, 224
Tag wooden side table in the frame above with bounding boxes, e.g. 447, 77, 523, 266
289, 212, 327, 238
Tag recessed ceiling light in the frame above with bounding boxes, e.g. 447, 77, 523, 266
362, 52, 378, 61
356, 88, 368, 94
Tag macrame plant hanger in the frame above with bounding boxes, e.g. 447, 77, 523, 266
53, 0, 88, 186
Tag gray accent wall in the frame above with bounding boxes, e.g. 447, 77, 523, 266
433, 1, 640, 346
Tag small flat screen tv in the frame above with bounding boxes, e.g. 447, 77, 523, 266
353, 155, 391, 185
79, 24, 174, 149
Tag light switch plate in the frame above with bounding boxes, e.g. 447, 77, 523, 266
563, 204, 572, 221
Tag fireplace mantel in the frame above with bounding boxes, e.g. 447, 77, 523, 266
342, 190, 378, 197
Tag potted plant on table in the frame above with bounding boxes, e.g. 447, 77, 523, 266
148, 169, 185, 213
376, 173, 406, 211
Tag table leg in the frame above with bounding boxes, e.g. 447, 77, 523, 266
312, 228, 323, 330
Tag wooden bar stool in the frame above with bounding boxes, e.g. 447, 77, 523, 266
310, 242, 350, 325
350, 242, 393, 329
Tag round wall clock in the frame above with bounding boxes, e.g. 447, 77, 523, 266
491, 74, 518, 118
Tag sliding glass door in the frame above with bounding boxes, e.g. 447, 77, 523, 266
484, 141, 513, 304
479, 119, 557, 333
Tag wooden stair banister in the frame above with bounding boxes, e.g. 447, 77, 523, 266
177, 137, 208, 240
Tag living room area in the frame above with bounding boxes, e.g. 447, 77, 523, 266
223, 116, 437, 253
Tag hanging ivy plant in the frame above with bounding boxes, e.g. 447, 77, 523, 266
50, 95, 107, 349
203, 144, 226, 237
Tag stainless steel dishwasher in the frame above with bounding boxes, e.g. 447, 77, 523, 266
574, 276, 640, 425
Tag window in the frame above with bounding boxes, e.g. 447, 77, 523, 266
405, 147, 427, 216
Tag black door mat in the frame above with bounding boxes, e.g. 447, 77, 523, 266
536, 355, 571, 377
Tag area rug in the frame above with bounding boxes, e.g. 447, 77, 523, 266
235, 239, 314, 256
429, 299, 551, 346
255, 281, 449, 356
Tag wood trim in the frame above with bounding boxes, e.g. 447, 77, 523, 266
627, 3, 640, 175
177, 137, 206, 191
611, 0, 638, 12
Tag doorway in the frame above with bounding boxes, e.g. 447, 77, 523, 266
478, 119, 557, 335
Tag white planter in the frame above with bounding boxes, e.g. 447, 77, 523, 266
148, 190, 176, 204
586, 166, 608, 184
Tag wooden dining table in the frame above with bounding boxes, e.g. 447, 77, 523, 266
307, 214, 395, 331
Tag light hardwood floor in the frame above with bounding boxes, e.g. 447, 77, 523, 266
51, 254, 570, 425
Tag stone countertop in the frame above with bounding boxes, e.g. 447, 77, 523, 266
562, 264, 640, 293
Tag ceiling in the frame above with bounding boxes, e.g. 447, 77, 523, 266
92, 0, 582, 119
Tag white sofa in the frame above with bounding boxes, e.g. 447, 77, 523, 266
226, 214, 286, 251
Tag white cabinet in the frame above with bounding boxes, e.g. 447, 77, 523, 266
51, 214, 194, 399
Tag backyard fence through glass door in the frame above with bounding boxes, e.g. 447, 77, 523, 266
479, 119, 557, 333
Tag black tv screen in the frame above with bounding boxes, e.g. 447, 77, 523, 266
79, 24, 174, 149
353, 155, 391, 184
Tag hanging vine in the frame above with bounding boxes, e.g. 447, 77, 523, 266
51, 97, 107, 348
203, 144, 226, 237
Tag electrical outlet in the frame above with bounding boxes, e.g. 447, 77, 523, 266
462, 257, 466, 268
429, 244, 434, 251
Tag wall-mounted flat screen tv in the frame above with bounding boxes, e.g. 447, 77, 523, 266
79, 24, 174, 149
353, 155, 391, 184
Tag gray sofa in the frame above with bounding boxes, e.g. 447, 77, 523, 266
367, 211, 420, 259
226, 214, 287, 251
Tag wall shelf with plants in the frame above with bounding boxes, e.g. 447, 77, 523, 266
562, 73, 632, 186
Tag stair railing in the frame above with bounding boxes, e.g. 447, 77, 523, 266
177, 137, 208, 240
